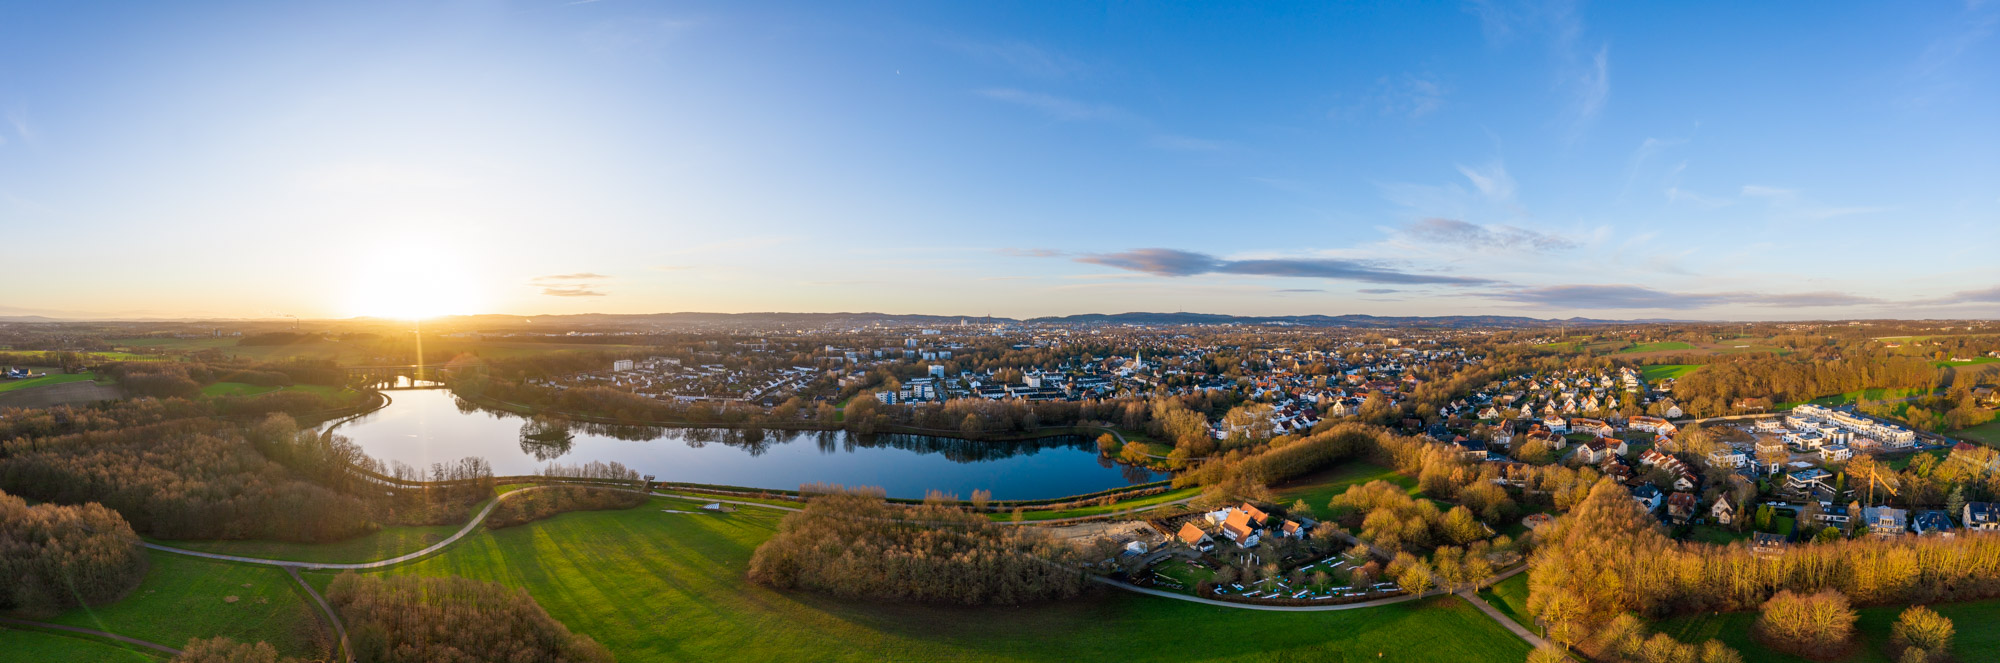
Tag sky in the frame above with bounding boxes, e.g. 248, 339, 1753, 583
2, 1, 1997, 321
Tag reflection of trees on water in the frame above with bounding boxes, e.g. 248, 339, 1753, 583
517, 416, 576, 462
458, 398, 1165, 479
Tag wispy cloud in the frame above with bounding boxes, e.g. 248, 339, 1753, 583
1074, 248, 1496, 285
530, 273, 610, 297
1488, 284, 1884, 310
1740, 185, 1890, 221
1469, 0, 1609, 139
976, 88, 1130, 122
1455, 161, 1516, 203
1402, 218, 1576, 252
1382, 73, 1449, 118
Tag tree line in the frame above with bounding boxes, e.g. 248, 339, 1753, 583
486, 485, 647, 529
748, 491, 1087, 605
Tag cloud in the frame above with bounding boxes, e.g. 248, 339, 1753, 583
1488, 284, 1885, 310
1455, 161, 1516, 202
1382, 73, 1449, 118
540, 286, 607, 297
1074, 248, 1495, 285
1740, 185, 1891, 221
1358, 289, 1401, 294
997, 247, 1066, 258
976, 88, 1129, 122
1402, 218, 1577, 252
530, 272, 611, 283
530, 273, 610, 297
1275, 288, 1324, 293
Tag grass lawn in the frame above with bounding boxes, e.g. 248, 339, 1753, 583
305, 495, 1530, 663
1658, 595, 2000, 663
989, 486, 1203, 522
0, 370, 98, 393
1958, 421, 2000, 446
200, 382, 355, 400
151, 520, 466, 565
1685, 525, 1750, 545
1639, 364, 1703, 381
1931, 357, 2000, 368
25, 552, 323, 659
1620, 342, 1694, 354
1781, 387, 1933, 410
0, 628, 166, 662
1475, 573, 1535, 631
1272, 461, 1416, 516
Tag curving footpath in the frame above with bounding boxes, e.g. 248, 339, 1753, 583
0, 616, 184, 657
139, 483, 1545, 649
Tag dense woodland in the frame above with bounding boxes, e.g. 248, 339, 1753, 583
326, 573, 614, 663
0, 489, 149, 612
748, 491, 1088, 605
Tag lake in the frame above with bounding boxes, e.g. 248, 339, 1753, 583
328, 389, 1170, 500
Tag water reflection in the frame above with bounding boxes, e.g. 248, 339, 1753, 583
336, 389, 1171, 499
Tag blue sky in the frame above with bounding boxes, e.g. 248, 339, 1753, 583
2, 1, 1996, 320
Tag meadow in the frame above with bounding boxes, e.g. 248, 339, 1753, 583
1271, 461, 1417, 517
300, 494, 1531, 663
1658, 595, 2000, 663
1638, 364, 1702, 381
10, 552, 326, 660
0, 369, 98, 393
1618, 342, 1694, 354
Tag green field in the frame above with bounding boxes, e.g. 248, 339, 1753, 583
304, 495, 1530, 662
0, 628, 166, 662
989, 486, 1203, 522
1780, 387, 1932, 411
1271, 461, 1416, 518
1658, 595, 2000, 663
1639, 364, 1703, 381
198, 382, 354, 400
152, 520, 466, 565
1475, 573, 1535, 631
1957, 421, 2000, 446
1931, 357, 2000, 368
1619, 342, 1695, 354
18, 552, 325, 660
0, 370, 99, 393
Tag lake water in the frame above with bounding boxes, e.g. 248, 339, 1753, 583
328, 389, 1169, 500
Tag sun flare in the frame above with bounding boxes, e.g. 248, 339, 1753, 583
344, 246, 486, 319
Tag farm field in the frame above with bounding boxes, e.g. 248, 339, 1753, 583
1658, 595, 2000, 663
1619, 341, 1694, 354
198, 382, 355, 401
1956, 421, 2000, 446
1932, 357, 2000, 367
1638, 364, 1702, 381
303, 495, 1530, 663
8, 552, 326, 660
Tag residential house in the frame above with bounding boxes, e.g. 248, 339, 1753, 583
1711, 493, 1737, 525
1631, 484, 1664, 513
1177, 522, 1214, 552
1965, 502, 2000, 532
1666, 492, 1699, 524
1221, 510, 1262, 548
1862, 506, 1909, 537
1280, 520, 1306, 539
1820, 445, 1853, 463
1629, 416, 1677, 436
1911, 511, 1955, 537
1570, 417, 1616, 437
1786, 468, 1834, 493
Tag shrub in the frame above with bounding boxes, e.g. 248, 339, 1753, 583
1888, 605, 1953, 663
485, 486, 647, 529
1755, 589, 1856, 660
171, 637, 303, 663
327, 573, 612, 663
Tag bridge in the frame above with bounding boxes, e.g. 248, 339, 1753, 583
343, 365, 457, 389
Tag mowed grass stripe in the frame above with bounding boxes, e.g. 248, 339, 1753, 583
30, 553, 321, 659
309, 496, 1529, 662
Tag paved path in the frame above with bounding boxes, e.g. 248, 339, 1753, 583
1455, 565, 1548, 648
1088, 576, 1432, 611
145, 491, 512, 571
286, 567, 354, 663
0, 617, 183, 656
652, 490, 1200, 526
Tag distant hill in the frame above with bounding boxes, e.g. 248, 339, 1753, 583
1023, 312, 1672, 328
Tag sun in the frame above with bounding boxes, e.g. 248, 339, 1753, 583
344, 245, 487, 319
